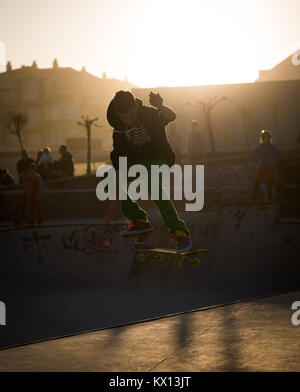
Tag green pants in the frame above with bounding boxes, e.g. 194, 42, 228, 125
103, 158, 189, 235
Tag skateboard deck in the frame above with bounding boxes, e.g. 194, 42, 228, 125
135, 246, 208, 267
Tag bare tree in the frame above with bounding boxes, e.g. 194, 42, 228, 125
3, 111, 28, 151
187, 96, 227, 156
77, 115, 102, 175
269, 103, 282, 144
238, 105, 251, 152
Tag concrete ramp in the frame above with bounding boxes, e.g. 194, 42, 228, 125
1, 291, 299, 371
0, 205, 300, 349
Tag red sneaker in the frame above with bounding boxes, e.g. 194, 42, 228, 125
121, 221, 154, 237
171, 235, 192, 252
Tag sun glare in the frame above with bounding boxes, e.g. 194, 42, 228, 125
126, 0, 259, 87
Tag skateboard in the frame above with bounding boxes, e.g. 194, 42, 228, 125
134, 245, 208, 267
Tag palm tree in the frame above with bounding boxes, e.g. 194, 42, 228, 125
238, 105, 251, 152
77, 115, 102, 175
3, 111, 28, 151
187, 96, 227, 156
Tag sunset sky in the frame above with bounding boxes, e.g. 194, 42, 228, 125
0, 0, 299, 87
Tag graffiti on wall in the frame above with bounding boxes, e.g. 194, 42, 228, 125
22, 231, 52, 263
62, 226, 115, 255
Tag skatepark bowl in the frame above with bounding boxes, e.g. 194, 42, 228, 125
0, 202, 300, 352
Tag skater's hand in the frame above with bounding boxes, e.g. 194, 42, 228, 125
149, 91, 163, 109
104, 200, 122, 223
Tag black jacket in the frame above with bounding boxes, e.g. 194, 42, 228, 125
17, 157, 35, 175
107, 98, 175, 169
59, 152, 74, 177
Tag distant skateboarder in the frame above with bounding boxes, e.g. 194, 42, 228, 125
16, 150, 35, 184
250, 130, 282, 203
25, 163, 44, 227
103, 90, 192, 252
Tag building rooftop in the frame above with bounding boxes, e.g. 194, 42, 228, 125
256, 50, 300, 82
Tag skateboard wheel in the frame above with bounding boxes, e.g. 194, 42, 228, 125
176, 259, 183, 268
138, 254, 146, 263
155, 254, 164, 262
192, 259, 200, 266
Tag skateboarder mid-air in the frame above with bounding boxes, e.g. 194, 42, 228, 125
103, 90, 192, 252
251, 129, 282, 203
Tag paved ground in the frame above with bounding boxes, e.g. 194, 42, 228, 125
0, 291, 299, 372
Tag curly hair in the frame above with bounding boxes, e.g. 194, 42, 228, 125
112, 90, 136, 114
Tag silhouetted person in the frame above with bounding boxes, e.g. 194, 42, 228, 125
58, 145, 74, 177
17, 150, 35, 183
0, 169, 14, 186
37, 147, 54, 180
35, 149, 43, 176
188, 120, 205, 163
36, 149, 43, 164
167, 123, 182, 163
25, 163, 44, 227
104, 90, 192, 252
251, 130, 282, 203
